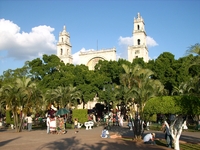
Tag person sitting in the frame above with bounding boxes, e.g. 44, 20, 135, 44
143, 133, 156, 145
101, 127, 110, 138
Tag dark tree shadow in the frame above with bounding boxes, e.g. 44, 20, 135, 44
35, 136, 169, 150
0, 137, 21, 147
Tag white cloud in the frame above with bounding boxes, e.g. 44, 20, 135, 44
0, 19, 57, 60
72, 49, 82, 65
146, 36, 158, 47
118, 36, 133, 46
118, 35, 158, 48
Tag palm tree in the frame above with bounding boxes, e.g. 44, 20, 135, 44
120, 64, 141, 112
0, 87, 6, 114
186, 43, 200, 68
45, 89, 55, 107
186, 43, 200, 56
47, 84, 81, 109
121, 64, 164, 116
120, 64, 141, 89
2, 77, 38, 132
131, 68, 164, 118
120, 64, 164, 139
29, 86, 43, 115
3, 83, 22, 132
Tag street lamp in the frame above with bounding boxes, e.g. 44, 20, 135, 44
136, 104, 139, 119
134, 103, 141, 137
103, 82, 114, 130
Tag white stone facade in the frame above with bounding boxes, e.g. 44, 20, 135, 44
57, 26, 73, 64
57, 12, 149, 68
128, 13, 149, 62
79, 48, 116, 70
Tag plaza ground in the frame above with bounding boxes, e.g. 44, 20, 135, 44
0, 124, 200, 150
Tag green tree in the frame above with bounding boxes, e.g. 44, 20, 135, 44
179, 95, 200, 116
1, 77, 40, 132
147, 52, 176, 95
186, 43, 200, 56
144, 96, 181, 115
46, 84, 81, 109
131, 67, 164, 117
120, 64, 164, 115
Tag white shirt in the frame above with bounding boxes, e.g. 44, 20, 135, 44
26, 116, 33, 123
143, 133, 153, 142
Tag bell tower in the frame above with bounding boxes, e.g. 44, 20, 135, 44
128, 13, 149, 62
57, 26, 73, 64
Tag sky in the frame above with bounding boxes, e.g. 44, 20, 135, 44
0, 0, 200, 75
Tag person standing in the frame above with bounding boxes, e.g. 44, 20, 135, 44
146, 121, 150, 130
162, 121, 173, 148
74, 118, 78, 133
46, 115, 50, 134
26, 115, 33, 131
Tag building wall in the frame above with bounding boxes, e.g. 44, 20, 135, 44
128, 13, 149, 63
57, 26, 73, 64
79, 48, 116, 70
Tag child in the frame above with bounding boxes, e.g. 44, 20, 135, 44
74, 118, 78, 133
101, 126, 110, 138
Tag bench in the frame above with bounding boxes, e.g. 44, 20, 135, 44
84, 121, 94, 130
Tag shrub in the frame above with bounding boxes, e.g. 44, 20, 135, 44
72, 109, 88, 124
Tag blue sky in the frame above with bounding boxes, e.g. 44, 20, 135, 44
0, 0, 200, 75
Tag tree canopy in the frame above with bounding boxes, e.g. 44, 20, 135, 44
1, 43, 200, 132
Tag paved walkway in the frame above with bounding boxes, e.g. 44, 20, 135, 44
0, 125, 199, 150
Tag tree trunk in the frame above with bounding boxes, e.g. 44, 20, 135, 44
134, 118, 143, 140
169, 115, 185, 150
174, 137, 180, 150
13, 112, 19, 132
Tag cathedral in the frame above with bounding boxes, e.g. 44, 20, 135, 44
57, 13, 149, 70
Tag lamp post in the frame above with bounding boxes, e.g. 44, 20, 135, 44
136, 104, 139, 119
134, 103, 141, 138
103, 82, 113, 130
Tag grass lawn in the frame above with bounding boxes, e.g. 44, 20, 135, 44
122, 137, 200, 150
149, 123, 200, 132
148, 123, 200, 149
155, 139, 200, 150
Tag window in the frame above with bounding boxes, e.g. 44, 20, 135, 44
137, 39, 140, 45
60, 49, 63, 55
62, 38, 63, 42
137, 25, 140, 30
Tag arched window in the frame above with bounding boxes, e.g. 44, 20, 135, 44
137, 39, 140, 45
62, 38, 63, 42
137, 25, 140, 30
60, 48, 63, 55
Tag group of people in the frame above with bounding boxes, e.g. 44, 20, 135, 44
100, 118, 172, 148
103, 111, 124, 127
143, 120, 173, 148
46, 115, 66, 134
